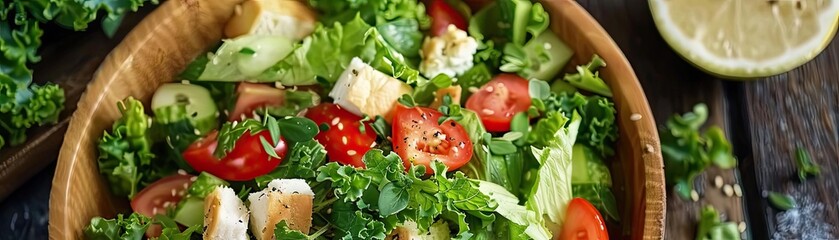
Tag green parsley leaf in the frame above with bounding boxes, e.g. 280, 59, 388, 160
276, 117, 319, 142
398, 94, 417, 107
528, 79, 551, 100
214, 119, 265, 158
83, 213, 151, 240
260, 135, 282, 159
256, 140, 327, 188
378, 182, 410, 216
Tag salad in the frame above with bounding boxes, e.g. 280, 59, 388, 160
83, 0, 621, 239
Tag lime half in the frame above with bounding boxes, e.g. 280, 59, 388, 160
650, 0, 839, 79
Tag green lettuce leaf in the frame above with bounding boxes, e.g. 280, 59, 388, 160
156, 215, 201, 240
83, 213, 151, 240
307, 0, 430, 28
530, 92, 618, 157
478, 181, 551, 240
525, 111, 580, 233
97, 98, 162, 198
561, 55, 612, 97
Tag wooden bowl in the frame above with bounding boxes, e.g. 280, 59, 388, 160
49, 0, 665, 239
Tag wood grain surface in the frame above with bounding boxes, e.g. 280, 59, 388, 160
1, 0, 837, 239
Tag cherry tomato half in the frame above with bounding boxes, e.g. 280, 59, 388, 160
229, 82, 285, 121
429, 0, 468, 36
131, 174, 195, 238
182, 130, 287, 181
392, 105, 473, 174
465, 74, 531, 132
306, 103, 377, 168
559, 198, 610, 240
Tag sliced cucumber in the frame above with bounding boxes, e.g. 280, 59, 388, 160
571, 144, 612, 186
173, 197, 205, 228
152, 83, 219, 134
525, 31, 573, 80
236, 35, 295, 76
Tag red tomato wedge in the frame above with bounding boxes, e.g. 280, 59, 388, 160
558, 198, 610, 240
306, 103, 377, 168
392, 105, 473, 174
429, 0, 468, 36
182, 130, 287, 181
131, 174, 195, 238
465, 74, 531, 132
230, 82, 284, 121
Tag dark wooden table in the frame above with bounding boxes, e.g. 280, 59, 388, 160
1, 1, 837, 239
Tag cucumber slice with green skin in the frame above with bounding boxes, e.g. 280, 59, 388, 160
173, 197, 204, 228
525, 31, 573, 81
236, 35, 295, 77
571, 144, 612, 186
152, 83, 219, 134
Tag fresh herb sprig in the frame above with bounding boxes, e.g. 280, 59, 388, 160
214, 115, 318, 158
661, 104, 737, 199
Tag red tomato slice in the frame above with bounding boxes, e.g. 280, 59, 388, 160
559, 198, 610, 240
429, 0, 468, 36
230, 82, 285, 121
305, 103, 377, 168
182, 130, 287, 181
392, 105, 473, 174
465, 74, 531, 132
131, 174, 195, 237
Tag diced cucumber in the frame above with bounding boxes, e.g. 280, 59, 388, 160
173, 197, 205, 228
188, 172, 229, 199
525, 31, 573, 80
151, 83, 219, 134
571, 144, 612, 186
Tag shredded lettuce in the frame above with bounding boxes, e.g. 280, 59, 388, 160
478, 181, 552, 240
525, 111, 580, 233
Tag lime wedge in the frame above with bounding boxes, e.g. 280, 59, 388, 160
650, 0, 839, 79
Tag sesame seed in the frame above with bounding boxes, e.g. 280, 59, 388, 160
332, 118, 340, 126
181, 80, 190, 84
326, 208, 333, 214
240, 113, 247, 120
734, 184, 743, 197
183, 183, 189, 189
178, 191, 185, 197
452, 147, 459, 153
482, 109, 495, 115
152, 208, 159, 215
232, 121, 239, 127
253, 114, 262, 121
190, 176, 198, 182
337, 123, 344, 130
690, 190, 699, 202
177, 169, 187, 175
193, 129, 201, 135
630, 113, 642, 121
738, 221, 746, 232
468, 87, 479, 93
342, 136, 348, 145
486, 86, 494, 92
714, 176, 723, 189
645, 144, 655, 153
274, 82, 285, 89
153, 199, 162, 205
544, 43, 552, 50
171, 189, 177, 197
723, 184, 734, 197
163, 202, 172, 208
370, 142, 377, 148
347, 150, 357, 156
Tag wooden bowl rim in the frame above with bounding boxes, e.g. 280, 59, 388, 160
49, 0, 665, 239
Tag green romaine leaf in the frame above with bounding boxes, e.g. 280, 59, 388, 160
525, 112, 580, 233
478, 181, 552, 240
376, 18, 423, 58
83, 213, 151, 240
